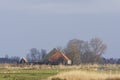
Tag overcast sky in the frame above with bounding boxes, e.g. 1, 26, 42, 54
0, 0, 120, 58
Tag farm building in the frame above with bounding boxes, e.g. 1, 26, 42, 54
44, 48, 71, 65
19, 57, 28, 64
50, 51, 71, 65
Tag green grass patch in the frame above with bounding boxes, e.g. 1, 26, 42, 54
0, 69, 60, 80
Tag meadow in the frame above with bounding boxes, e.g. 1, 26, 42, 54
0, 64, 59, 80
0, 64, 120, 80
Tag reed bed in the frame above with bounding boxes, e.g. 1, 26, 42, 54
49, 70, 120, 80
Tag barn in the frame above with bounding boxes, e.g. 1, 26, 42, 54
44, 48, 71, 65
49, 51, 71, 65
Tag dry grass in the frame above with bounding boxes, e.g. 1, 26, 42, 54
0, 64, 120, 80
48, 70, 120, 80
0, 63, 119, 70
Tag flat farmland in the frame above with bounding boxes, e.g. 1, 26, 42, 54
0, 68, 59, 80
0, 64, 120, 80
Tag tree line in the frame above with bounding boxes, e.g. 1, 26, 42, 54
26, 37, 107, 64
64, 37, 107, 64
1, 37, 120, 65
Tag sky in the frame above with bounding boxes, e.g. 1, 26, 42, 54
0, 0, 120, 58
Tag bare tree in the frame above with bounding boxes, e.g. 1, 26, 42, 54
65, 39, 85, 64
26, 53, 31, 62
90, 37, 107, 56
41, 49, 47, 60
26, 48, 47, 62
88, 37, 107, 63
26, 48, 41, 62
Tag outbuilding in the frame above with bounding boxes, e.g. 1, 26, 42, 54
19, 57, 28, 64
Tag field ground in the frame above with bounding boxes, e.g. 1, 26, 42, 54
0, 64, 120, 80
0, 68, 59, 80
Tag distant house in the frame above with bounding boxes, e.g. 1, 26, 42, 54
19, 57, 28, 64
44, 48, 71, 65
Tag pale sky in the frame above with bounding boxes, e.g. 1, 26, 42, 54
0, 0, 120, 58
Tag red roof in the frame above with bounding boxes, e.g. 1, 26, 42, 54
50, 51, 70, 61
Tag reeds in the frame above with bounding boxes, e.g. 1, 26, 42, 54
49, 70, 120, 80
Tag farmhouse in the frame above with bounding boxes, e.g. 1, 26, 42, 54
44, 48, 71, 65
49, 51, 71, 65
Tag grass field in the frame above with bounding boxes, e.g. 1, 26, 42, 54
0, 68, 59, 80
0, 64, 120, 80
0, 64, 70, 80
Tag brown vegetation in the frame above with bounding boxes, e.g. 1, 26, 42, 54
49, 70, 120, 80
